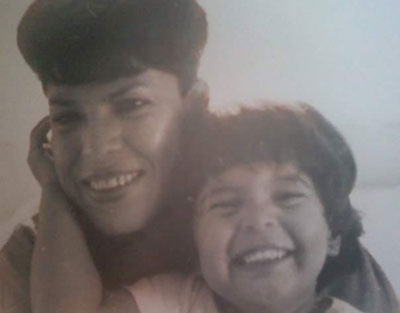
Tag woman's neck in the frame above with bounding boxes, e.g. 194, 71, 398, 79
82, 203, 195, 286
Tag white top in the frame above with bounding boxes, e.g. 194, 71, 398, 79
127, 273, 364, 313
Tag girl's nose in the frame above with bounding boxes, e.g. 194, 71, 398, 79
241, 204, 279, 232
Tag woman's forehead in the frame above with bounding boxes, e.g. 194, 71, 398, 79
46, 69, 179, 102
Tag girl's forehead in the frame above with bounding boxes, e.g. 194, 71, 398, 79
216, 162, 303, 182
200, 162, 312, 195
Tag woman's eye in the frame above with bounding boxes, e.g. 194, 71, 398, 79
115, 98, 150, 113
51, 111, 82, 126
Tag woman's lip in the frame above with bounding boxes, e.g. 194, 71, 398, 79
82, 170, 143, 184
82, 170, 145, 192
83, 170, 146, 203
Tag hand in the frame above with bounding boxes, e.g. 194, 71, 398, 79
27, 116, 59, 189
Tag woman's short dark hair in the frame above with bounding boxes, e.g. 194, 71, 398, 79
17, 0, 207, 93
185, 101, 363, 279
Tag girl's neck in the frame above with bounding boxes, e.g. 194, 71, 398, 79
214, 290, 326, 313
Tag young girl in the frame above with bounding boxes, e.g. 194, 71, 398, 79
126, 102, 367, 313
32, 102, 396, 313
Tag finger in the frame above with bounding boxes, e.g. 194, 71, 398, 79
28, 116, 52, 168
30, 116, 51, 151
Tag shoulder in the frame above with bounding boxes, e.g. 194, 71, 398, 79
327, 297, 365, 313
0, 224, 35, 313
321, 242, 399, 313
1, 224, 35, 264
127, 273, 218, 313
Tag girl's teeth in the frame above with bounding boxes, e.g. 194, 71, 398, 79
111, 178, 119, 188
242, 248, 288, 264
89, 173, 137, 191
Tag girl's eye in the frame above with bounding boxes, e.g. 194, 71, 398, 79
115, 98, 150, 114
275, 192, 306, 208
209, 199, 242, 217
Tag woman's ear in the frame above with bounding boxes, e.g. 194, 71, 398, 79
183, 78, 209, 114
42, 128, 54, 161
42, 142, 54, 161
327, 235, 341, 257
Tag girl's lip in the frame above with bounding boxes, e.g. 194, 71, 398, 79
231, 245, 295, 266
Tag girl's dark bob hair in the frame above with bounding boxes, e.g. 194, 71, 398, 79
185, 101, 363, 288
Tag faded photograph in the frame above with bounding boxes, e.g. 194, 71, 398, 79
0, 1, 399, 313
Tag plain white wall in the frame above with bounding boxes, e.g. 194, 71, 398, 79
0, 0, 399, 295
0, 0, 46, 241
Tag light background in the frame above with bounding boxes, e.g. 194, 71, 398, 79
0, 0, 399, 294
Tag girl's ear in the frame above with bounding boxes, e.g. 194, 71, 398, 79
327, 235, 341, 256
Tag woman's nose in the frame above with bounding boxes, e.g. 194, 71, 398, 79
81, 114, 123, 157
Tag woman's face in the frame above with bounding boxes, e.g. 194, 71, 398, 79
47, 69, 187, 235
194, 162, 332, 313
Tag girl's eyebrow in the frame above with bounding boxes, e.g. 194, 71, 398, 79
198, 186, 238, 206
276, 174, 311, 189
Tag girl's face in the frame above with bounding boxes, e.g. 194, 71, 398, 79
194, 162, 332, 313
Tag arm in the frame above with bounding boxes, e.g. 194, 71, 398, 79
31, 186, 137, 313
0, 225, 34, 313
29, 117, 138, 313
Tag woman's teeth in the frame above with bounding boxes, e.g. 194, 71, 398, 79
240, 248, 289, 264
89, 173, 138, 191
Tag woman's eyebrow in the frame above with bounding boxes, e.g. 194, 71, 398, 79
108, 81, 146, 100
49, 97, 77, 107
